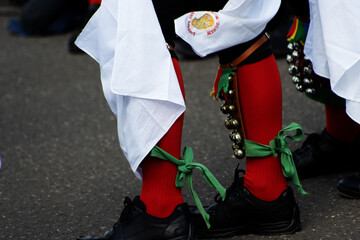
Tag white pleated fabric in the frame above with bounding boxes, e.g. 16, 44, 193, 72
174, 0, 281, 57
305, 0, 360, 124
75, 0, 186, 178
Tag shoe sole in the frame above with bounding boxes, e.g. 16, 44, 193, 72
196, 204, 301, 239
337, 185, 360, 199
171, 223, 197, 240
76, 222, 197, 240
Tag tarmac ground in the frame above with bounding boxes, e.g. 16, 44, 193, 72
0, 3, 359, 240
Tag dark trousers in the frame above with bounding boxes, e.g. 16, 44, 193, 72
20, 0, 88, 34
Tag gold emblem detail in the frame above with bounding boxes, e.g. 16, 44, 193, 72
191, 13, 215, 30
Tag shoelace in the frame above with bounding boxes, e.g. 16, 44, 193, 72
109, 197, 135, 231
292, 133, 320, 158
300, 133, 320, 148
303, 133, 319, 144
215, 166, 245, 203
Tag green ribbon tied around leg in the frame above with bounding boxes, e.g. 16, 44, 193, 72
216, 68, 235, 99
149, 146, 226, 229
244, 122, 308, 195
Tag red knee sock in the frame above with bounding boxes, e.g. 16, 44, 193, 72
325, 104, 360, 144
89, 0, 101, 5
237, 55, 287, 201
140, 59, 185, 218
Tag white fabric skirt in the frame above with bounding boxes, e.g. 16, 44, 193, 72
305, 0, 360, 123
75, 0, 186, 178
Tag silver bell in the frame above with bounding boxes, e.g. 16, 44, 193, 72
303, 78, 313, 85
295, 83, 304, 92
287, 43, 294, 51
286, 54, 293, 64
229, 132, 234, 141
292, 50, 300, 59
230, 119, 239, 129
227, 89, 235, 98
288, 65, 299, 75
225, 118, 232, 129
225, 118, 239, 129
220, 104, 229, 114
234, 149, 245, 159
292, 76, 301, 84
306, 88, 316, 95
230, 131, 242, 144
303, 66, 313, 75
228, 105, 236, 114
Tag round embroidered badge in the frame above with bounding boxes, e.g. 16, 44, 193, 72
187, 11, 220, 36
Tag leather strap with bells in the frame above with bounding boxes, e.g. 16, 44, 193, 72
220, 33, 269, 159
222, 71, 247, 159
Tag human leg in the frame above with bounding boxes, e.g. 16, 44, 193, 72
140, 58, 185, 218
193, 54, 302, 238
293, 102, 360, 179
286, 41, 360, 179
76, 58, 196, 240
20, 0, 87, 34
237, 55, 287, 201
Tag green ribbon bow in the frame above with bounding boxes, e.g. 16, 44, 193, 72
149, 146, 226, 229
216, 68, 235, 99
244, 123, 308, 195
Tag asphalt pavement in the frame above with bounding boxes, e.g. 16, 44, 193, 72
0, 4, 359, 240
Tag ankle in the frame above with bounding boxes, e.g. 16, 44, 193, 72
140, 196, 184, 218
244, 156, 287, 201
140, 157, 184, 218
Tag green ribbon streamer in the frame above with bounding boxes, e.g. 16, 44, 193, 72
244, 123, 308, 195
287, 18, 308, 45
216, 68, 235, 99
149, 146, 226, 229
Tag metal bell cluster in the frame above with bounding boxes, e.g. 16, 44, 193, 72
287, 42, 317, 95
219, 74, 246, 159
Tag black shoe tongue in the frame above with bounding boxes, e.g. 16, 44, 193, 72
132, 196, 147, 211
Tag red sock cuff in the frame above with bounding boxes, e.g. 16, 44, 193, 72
89, 0, 101, 5
325, 104, 360, 143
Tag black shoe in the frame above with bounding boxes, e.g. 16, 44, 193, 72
293, 129, 360, 179
337, 173, 360, 199
77, 196, 196, 240
191, 168, 301, 239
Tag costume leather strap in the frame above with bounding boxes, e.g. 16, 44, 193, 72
230, 69, 247, 140
220, 33, 269, 68
166, 43, 174, 51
